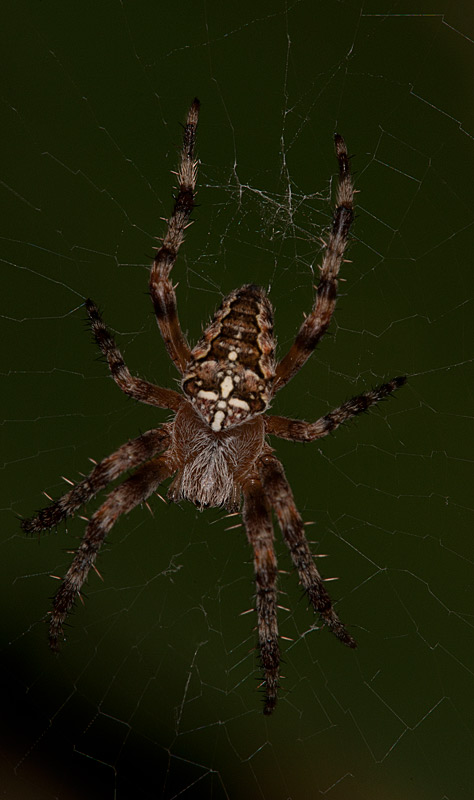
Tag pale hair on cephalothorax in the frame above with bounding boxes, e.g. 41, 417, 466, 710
22, 100, 405, 715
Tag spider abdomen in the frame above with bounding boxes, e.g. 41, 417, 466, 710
182, 285, 276, 431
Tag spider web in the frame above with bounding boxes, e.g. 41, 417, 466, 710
2, 1, 474, 798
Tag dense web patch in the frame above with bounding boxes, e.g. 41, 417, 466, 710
2, 2, 473, 798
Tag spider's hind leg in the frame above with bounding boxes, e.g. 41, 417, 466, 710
275, 134, 354, 390
149, 99, 200, 374
85, 299, 183, 410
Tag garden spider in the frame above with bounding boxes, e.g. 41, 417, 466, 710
22, 99, 406, 714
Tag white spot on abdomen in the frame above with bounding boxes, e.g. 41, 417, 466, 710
220, 375, 233, 398
229, 397, 250, 411
198, 389, 219, 401
211, 410, 225, 431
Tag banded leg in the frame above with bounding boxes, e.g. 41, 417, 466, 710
266, 377, 406, 441
149, 99, 200, 373
21, 428, 170, 533
86, 299, 183, 410
258, 453, 356, 648
49, 456, 172, 650
242, 478, 280, 715
275, 135, 354, 390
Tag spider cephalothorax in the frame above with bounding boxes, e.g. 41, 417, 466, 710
22, 99, 406, 714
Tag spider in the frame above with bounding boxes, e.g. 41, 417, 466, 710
22, 99, 406, 715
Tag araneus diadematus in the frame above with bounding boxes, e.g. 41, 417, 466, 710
22, 99, 405, 714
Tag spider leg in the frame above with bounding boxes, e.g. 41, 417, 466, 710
49, 455, 172, 650
275, 135, 354, 390
21, 428, 170, 534
149, 99, 200, 374
242, 477, 280, 715
266, 376, 406, 441
258, 453, 356, 648
86, 299, 183, 410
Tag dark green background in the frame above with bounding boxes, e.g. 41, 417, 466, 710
2, 1, 473, 798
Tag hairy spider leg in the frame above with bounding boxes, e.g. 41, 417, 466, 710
21, 428, 170, 533
266, 377, 407, 440
242, 477, 280, 715
275, 134, 354, 390
258, 453, 357, 648
149, 98, 200, 374
49, 456, 172, 650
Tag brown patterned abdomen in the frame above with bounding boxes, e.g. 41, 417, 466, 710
182, 285, 276, 430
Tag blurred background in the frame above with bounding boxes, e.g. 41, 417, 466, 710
2, 1, 473, 798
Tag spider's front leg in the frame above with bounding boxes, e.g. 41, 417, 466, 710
242, 477, 280, 715
258, 453, 356, 649
149, 99, 200, 374
21, 427, 170, 533
49, 455, 172, 650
